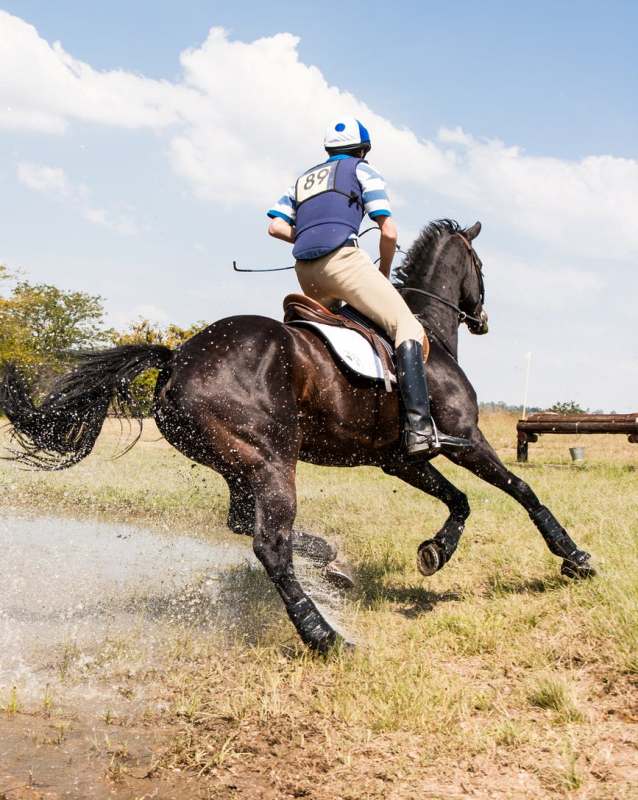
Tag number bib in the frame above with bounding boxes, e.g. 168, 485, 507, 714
295, 161, 338, 204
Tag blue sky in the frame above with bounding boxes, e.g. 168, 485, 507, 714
1, 3, 637, 410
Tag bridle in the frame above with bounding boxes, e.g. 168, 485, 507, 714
397, 233, 486, 326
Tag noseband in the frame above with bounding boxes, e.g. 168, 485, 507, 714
398, 233, 485, 325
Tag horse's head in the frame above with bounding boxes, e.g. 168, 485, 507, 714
457, 221, 489, 336
394, 219, 489, 342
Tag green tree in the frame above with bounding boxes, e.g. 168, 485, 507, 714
0, 268, 110, 386
548, 400, 588, 415
0, 265, 27, 366
111, 318, 207, 414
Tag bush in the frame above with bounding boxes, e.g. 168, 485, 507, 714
548, 400, 588, 415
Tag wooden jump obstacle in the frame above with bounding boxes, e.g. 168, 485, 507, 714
516, 413, 638, 462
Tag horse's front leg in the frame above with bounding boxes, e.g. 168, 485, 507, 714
250, 461, 344, 653
445, 429, 596, 579
383, 461, 470, 576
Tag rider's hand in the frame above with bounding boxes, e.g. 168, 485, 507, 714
268, 217, 295, 244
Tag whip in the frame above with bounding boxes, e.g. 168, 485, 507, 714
232, 227, 405, 273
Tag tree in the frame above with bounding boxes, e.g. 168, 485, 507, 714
0, 268, 111, 387
112, 319, 207, 349
0, 265, 27, 367
0, 264, 207, 415
548, 400, 588, 415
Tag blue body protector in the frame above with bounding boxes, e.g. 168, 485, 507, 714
292, 157, 365, 261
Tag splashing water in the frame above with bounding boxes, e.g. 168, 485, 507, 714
0, 513, 352, 709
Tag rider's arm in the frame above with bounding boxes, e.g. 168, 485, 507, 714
268, 217, 295, 243
376, 215, 398, 279
356, 162, 395, 277
267, 187, 296, 244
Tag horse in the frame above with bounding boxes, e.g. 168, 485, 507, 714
0, 219, 595, 654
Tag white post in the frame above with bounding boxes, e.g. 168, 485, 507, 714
522, 352, 532, 420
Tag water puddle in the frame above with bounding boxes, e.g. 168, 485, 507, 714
0, 513, 350, 710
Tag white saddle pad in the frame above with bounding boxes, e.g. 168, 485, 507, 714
289, 320, 396, 385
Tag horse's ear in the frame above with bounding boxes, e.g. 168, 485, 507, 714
466, 221, 481, 240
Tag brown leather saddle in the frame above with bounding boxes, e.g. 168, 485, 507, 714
283, 293, 429, 392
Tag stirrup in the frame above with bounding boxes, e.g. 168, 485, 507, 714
437, 430, 472, 450
405, 420, 472, 457
404, 420, 441, 457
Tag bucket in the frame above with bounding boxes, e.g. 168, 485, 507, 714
569, 446, 585, 463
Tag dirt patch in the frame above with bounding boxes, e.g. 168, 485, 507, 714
3, 701, 637, 800
154, 666, 638, 800
0, 713, 208, 800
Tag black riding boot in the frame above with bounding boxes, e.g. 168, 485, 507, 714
396, 340, 471, 458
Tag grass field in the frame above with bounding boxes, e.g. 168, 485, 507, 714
1, 412, 637, 799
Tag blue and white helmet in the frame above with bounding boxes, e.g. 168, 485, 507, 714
324, 117, 371, 155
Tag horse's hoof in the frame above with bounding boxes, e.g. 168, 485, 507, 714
323, 559, 355, 590
292, 530, 337, 566
417, 540, 444, 577
561, 554, 597, 580
309, 627, 355, 657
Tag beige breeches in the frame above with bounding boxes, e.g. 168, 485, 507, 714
294, 246, 424, 347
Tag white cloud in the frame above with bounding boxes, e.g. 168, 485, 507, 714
16, 161, 137, 236
16, 162, 70, 196
81, 206, 137, 235
82, 207, 107, 226
2, 9, 637, 263
0, 11, 193, 134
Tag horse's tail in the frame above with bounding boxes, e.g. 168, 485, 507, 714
0, 344, 173, 470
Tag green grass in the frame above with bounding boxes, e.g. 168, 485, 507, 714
1, 412, 637, 798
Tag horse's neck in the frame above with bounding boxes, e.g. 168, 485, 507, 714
418, 304, 459, 360
409, 239, 463, 359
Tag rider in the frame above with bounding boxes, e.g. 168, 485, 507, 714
267, 117, 469, 457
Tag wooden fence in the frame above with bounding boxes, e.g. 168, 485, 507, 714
516, 413, 638, 462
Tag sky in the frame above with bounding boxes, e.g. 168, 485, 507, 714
1, 1, 636, 411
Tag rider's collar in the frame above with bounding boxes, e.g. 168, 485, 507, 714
327, 154, 353, 162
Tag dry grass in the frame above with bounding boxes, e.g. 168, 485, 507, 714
1, 412, 637, 798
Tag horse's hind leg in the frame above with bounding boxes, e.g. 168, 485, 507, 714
225, 468, 348, 589
225, 474, 255, 536
250, 461, 342, 653
383, 462, 470, 576
446, 430, 595, 578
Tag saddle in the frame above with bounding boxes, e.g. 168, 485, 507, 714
283, 294, 429, 392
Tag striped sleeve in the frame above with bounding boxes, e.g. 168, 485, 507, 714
267, 185, 296, 225
356, 162, 392, 219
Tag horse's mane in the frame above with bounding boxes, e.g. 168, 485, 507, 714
393, 219, 465, 287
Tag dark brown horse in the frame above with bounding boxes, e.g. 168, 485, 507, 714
0, 220, 595, 653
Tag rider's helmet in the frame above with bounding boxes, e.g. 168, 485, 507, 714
324, 117, 371, 156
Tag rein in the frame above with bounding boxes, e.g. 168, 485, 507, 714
417, 319, 458, 361
398, 286, 483, 325
233, 230, 486, 327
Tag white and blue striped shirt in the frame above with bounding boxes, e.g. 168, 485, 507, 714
267, 155, 392, 226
